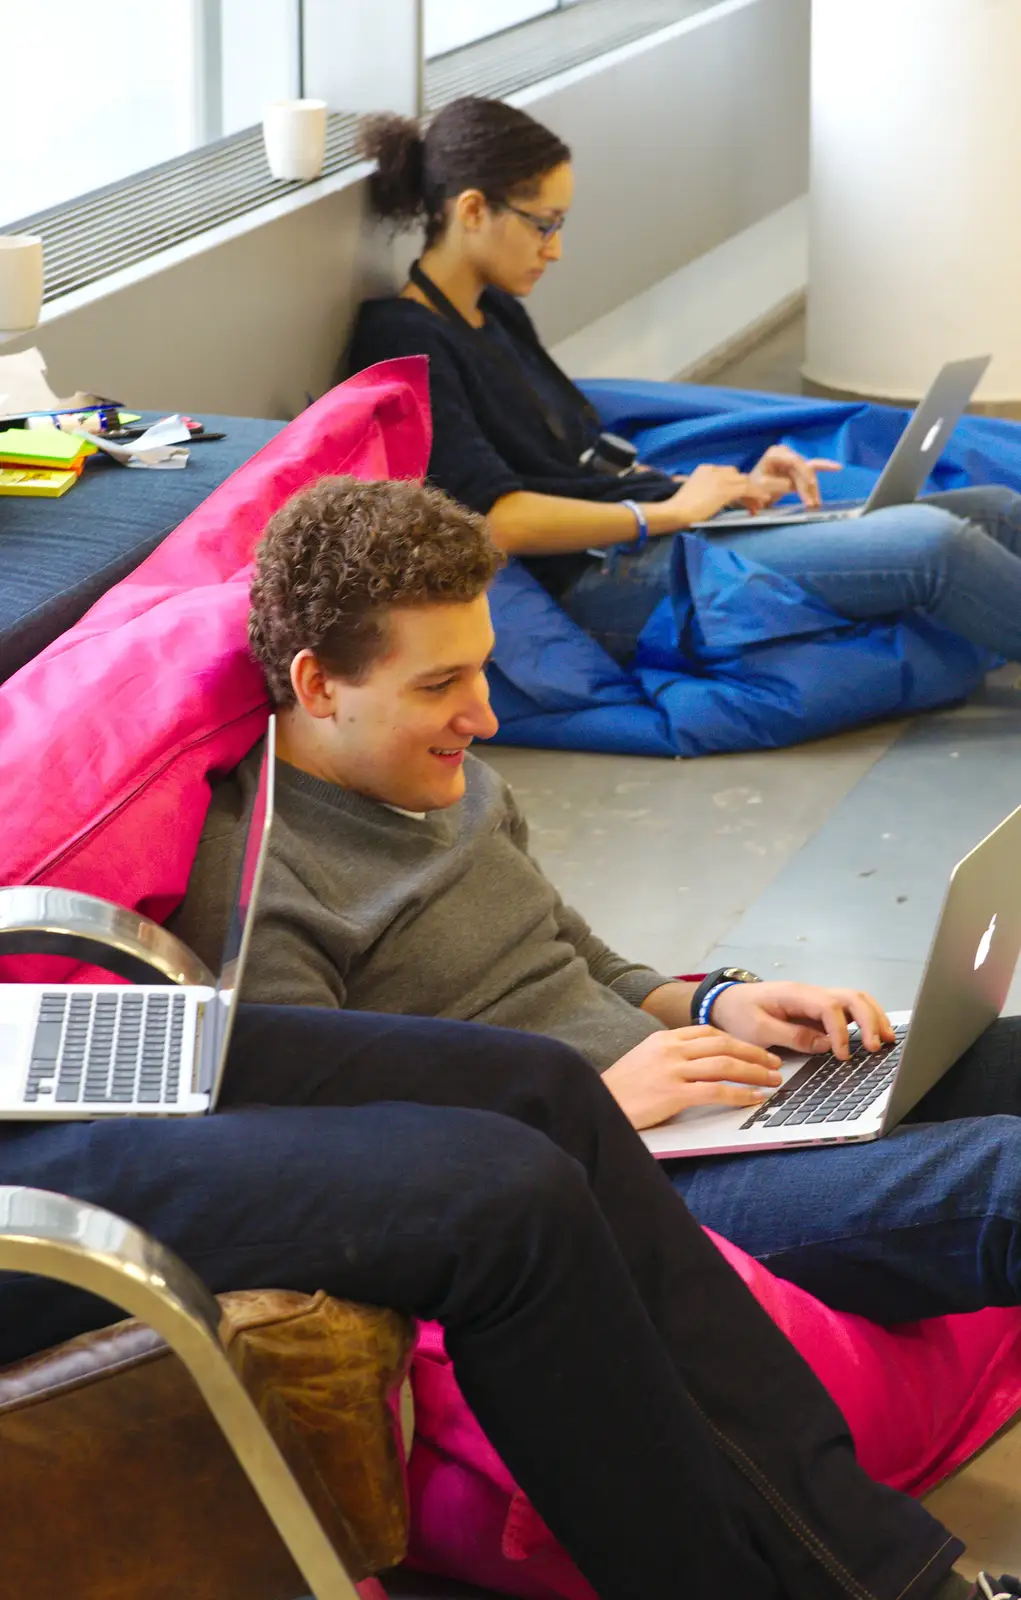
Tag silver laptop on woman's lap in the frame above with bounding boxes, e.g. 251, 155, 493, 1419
0, 720, 275, 1120
694, 354, 991, 531
642, 797, 1021, 1160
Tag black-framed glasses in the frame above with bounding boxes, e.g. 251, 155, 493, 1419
500, 201, 567, 242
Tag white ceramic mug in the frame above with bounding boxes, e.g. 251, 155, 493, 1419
263, 99, 328, 182
0, 235, 43, 331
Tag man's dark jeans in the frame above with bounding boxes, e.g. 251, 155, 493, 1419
0, 1006, 961, 1600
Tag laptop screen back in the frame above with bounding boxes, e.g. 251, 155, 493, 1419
865, 355, 990, 513
204, 717, 276, 1085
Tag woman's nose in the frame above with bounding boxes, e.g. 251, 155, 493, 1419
541, 232, 562, 263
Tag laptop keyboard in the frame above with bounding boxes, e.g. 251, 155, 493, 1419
24, 991, 188, 1106
739, 1026, 908, 1132
708, 502, 860, 528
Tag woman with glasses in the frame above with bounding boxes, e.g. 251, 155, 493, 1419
349, 95, 1021, 670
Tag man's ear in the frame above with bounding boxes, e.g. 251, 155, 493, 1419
289, 649, 337, 718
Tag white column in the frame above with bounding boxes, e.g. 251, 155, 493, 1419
805, 0, 1021, 403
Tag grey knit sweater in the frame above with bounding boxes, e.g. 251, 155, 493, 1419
169, 744, 670, 1072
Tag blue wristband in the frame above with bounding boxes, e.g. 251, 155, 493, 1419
621, 499, 649, 549
696, 980, 743, 1027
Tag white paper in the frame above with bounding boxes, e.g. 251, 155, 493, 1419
0, 347, 107, 422
133, 413, 191, 449
127, 445, 189, 470
0, 347, 64, 415
70, 413, 190, 470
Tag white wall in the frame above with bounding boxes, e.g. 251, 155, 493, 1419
4, 0, 810, 419
551, 197, 807, 383
805, 0, 1021, 401
518, 0, 810, 349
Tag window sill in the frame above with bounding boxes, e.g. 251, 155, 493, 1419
0, 152, 372, 350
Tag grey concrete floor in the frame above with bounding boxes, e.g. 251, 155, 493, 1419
707, 665, 1021, 1010
698, 303, 808, 396
481, 717, 905, 975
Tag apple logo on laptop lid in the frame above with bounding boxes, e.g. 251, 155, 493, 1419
921, 420, 944, 453
975, 912, 997, 970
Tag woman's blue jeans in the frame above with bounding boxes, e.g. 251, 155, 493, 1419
561, 486, 1021, 665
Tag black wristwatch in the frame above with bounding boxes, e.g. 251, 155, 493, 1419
690, 967, 762, 1027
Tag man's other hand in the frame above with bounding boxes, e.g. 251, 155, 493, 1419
602, 1027, 783, 1131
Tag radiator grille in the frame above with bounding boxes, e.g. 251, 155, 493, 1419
426, 0, 713, 107
13, 115, 361, 305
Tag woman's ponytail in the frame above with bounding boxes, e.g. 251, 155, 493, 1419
360, 114, 427, 225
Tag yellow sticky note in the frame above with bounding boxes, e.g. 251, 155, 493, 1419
0, 467, 79, 497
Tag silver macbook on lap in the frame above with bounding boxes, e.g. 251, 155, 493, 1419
0, 719, 275, 1121
692, 354, 991, 532
642, 797, 1021, 1160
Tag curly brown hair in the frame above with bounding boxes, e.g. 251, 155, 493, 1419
249, 476, 504, 706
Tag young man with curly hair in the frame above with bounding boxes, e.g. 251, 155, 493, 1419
181, 474, 877, 1106
173, 471, 1021, 1325
166, 469, 1019, 1507
165, 473, 1008, 1600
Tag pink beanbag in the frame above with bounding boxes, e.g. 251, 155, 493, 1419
0, 358, 431, 980
406, 1232, 1021, 1600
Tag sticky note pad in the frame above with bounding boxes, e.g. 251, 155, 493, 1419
0, 467, 80, 497
0, 426, 89, 468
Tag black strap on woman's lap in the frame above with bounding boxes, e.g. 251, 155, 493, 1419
408, 259, 601, 446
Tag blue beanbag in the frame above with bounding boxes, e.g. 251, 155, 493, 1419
487, 378, 1021, 756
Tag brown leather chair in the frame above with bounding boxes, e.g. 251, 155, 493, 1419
0, 894, 415, 1599
0, 1187, 414, 1600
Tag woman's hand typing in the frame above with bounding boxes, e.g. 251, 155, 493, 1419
646, 464, 789, 532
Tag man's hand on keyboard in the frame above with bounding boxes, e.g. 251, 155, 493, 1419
603, 1027, 784, 1132
710, 982, 895, 1060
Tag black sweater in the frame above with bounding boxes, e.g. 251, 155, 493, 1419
347, 290, 677, 594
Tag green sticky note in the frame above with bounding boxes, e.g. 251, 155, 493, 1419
0, 426, 88, 466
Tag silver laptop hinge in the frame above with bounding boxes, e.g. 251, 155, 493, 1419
190, 1001, 206, 1096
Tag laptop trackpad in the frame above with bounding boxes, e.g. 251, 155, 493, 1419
0, 1022, 25, 1065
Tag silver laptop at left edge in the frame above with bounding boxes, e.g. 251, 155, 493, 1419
0, 716, 275, 1120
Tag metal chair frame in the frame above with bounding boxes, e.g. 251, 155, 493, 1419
0, 889, 362, 1597
0, 885, 215, 986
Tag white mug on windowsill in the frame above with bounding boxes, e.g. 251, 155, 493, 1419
0, 235, 43, 332
263, 99, 328, 182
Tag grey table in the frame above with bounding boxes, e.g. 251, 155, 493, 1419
0, 411, 283, 683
